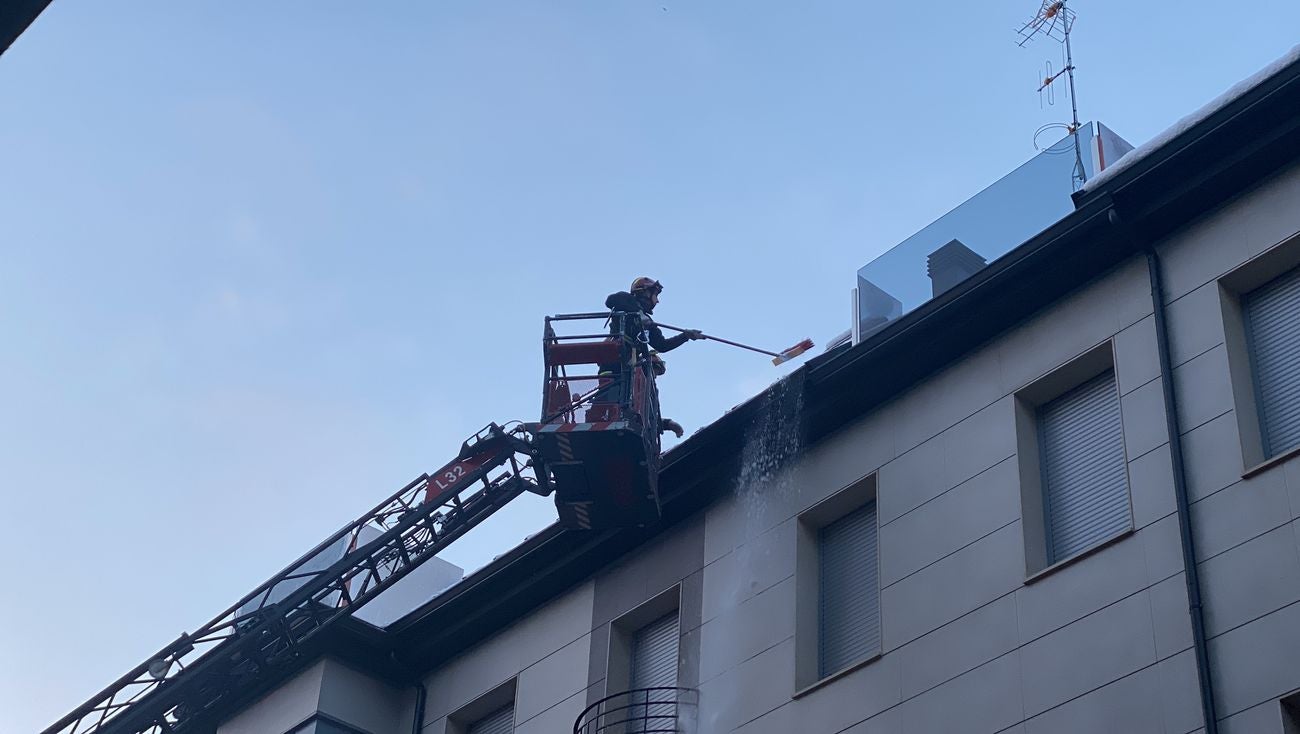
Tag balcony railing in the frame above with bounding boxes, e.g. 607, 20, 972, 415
573, 687, 699, 734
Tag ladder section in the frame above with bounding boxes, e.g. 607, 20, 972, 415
44, 423, 544, 734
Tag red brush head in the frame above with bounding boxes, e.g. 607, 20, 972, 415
772, 337, 815, 365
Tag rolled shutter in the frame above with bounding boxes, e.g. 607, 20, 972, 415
631, 612, 679, 690
818, 500, 880, 678
467, 705, 513, 734
1245, 266, 1300, 458
628, 612, 679, 733
1038, 370, 1131, 563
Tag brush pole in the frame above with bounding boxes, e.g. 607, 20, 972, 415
653, 322, 782, 358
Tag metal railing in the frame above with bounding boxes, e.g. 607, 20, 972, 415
573, 687, 698, 734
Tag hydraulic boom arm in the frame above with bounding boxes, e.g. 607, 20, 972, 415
43, 423, 546, 734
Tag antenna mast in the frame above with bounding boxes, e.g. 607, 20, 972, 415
1017, 0, 1087, 189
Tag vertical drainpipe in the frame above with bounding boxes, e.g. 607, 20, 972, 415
392, 650, 428, 734
411, 681, 428, 734
1109, 207, 1220, 732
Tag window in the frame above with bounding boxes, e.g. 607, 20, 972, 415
604, 588, 682, 733
1216, 239, 1300, 470
630, 611, 680, 690
817, 501, 881, 678
1015, 342, 1133, 576
1037, 370, 1131, 564
1283, 689, 1300, 734
447, 679, 516, 734
1243, 264, 1300, 459
627, 611, 679, 732
795, 476, 880, 692
605, 586, 681, 696
466, 705, 514, 734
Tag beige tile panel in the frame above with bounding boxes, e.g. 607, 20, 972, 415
897, 652, 1025, 734
1190, 469, 1290, 561
1164, 281, 1228, 368
514, 634, 591, 724
698, 577, 795, 684
1171, 344, 1235, 433
701, 519, 795, 624
1015, 535, 1148, 644
880, 456, 1019, 588
1208, 599, 1300, 718
881, 522, 1025, 649
422, 581, 594, 720
1114, 315, 1161, 396
1019, 591, 1157, 717
1023, 664, 1165, 734
1198, 524, 1300, 637
896, 593, 1019, 699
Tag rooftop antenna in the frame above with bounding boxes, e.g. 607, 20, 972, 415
1016, 0, 1087, 190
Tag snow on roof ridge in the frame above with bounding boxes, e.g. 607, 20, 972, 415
1083, 44, 1300, 192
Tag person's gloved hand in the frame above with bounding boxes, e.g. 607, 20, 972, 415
661, 418, 685, 438
684, 329, 705, 340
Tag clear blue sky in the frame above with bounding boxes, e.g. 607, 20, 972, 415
2, 2, 1296, 731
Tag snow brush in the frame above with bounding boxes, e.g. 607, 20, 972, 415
656, 323, 815, 366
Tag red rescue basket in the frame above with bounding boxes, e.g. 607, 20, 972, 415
533, 312, 663, 529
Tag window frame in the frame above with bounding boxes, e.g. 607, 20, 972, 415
604, 585, 682, 699
1014, 340, 1135, 579
793, 474, 881, 695
446, 678, 517, 734
1281, 688, 1300, 734
1219, 234, 1300, 474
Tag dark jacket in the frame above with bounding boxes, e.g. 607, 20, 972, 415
604, 291, 691, 353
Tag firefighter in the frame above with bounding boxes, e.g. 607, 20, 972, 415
604, 277, 700, 438
604, 277, 704, 353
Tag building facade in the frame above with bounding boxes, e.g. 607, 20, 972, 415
206, 54, 1300, 734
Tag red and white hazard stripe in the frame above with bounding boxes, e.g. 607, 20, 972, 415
537, 421, 629, 433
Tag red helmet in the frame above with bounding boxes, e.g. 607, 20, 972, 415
630, 277, 663, 295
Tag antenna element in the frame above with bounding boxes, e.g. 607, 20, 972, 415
1016, 0, 1087, 189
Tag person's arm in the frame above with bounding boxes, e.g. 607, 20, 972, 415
647, 324, 692, 352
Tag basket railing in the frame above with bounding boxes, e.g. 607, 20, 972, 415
572, 687, 699, 734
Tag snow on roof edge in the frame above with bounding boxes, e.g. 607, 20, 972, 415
1083, 44, 1300, 192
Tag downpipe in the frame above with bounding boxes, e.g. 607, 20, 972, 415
391, 650, 428, 734
410, 681, 428, 734
1110, 208, 1220, 733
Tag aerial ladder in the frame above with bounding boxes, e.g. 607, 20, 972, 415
44, 312, 667, 734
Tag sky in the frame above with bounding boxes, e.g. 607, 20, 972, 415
2, 2, 1298, 731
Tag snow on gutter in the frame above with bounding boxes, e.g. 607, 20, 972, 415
1083, 44, 1300, 192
